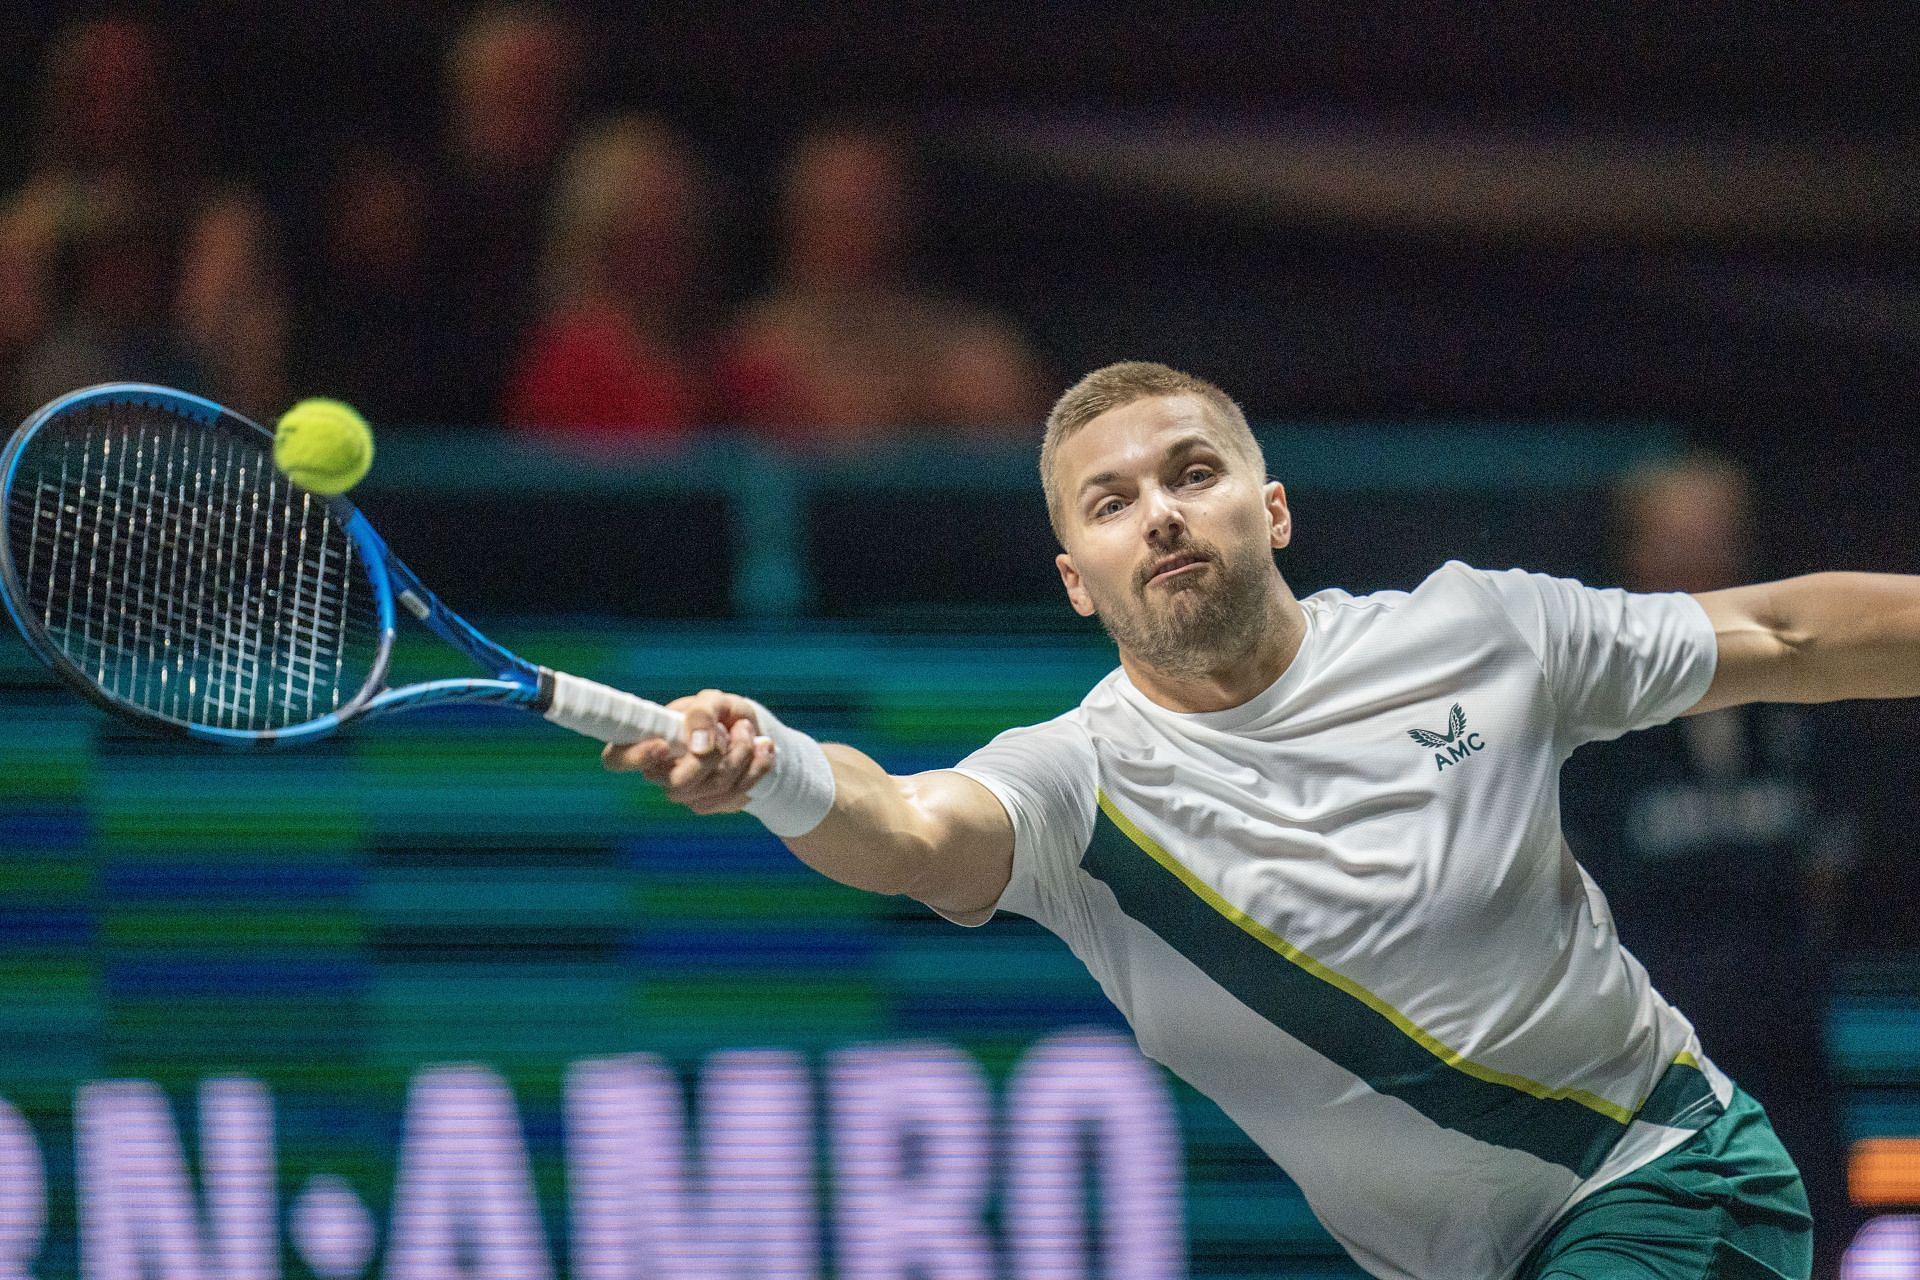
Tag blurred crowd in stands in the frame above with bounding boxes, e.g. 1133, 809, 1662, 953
0, 7, 1048, 442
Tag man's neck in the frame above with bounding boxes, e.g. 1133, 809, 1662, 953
1120, 588, 1308, 714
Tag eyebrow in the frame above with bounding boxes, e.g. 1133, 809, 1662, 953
1076, 434, 1224, 500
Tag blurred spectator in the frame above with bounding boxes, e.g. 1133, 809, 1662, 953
427, 2, 587, 425
290, 145, 443, 423
2, 16, 287, 420
3, 16, 179, 400
0, 180, 62, 388
1560, 453, 1861, 1279
10, 183, 196, 416
718, 124, 1044, 439
31, 15, 174, 188
10, 181, 287, 423
174, 190, 289, 417
501, 116, 716, 440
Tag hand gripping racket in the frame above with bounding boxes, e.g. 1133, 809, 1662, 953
0, 383, 688, 749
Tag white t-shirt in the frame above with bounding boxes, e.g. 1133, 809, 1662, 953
951, 562, 1731, 1280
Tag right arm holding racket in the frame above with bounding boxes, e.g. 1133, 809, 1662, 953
605, 690, 1016, 924
0, 383, 1016, 923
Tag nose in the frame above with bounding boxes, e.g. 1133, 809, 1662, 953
1139, 483, 1186, 544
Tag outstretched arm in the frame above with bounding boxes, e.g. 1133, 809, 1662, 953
1689, 573, 1920, 715
601, 690, 1015, 922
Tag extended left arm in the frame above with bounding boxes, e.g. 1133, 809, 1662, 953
1689, 572, 1920, 715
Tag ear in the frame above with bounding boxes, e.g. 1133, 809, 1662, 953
1056, 551, 1097, 617
1265, 480, 1292, 549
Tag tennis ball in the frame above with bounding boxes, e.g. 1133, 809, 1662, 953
274, 398, 374, 495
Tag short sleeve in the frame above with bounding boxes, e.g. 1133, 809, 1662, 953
945, 715, 1098, 928
1454, 563, 1719, 750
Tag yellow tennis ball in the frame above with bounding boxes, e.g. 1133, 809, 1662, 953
274, 398, 374, 495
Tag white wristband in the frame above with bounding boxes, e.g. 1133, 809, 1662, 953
741, 700, 836, 837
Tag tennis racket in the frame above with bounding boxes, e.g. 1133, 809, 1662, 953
0, 382, 689, 749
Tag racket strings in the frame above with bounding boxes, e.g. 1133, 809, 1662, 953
7, 400, 381, 730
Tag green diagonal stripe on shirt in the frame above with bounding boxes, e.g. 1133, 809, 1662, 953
1084, 791, 1719, 1176
1638, 1053, 1720, 1132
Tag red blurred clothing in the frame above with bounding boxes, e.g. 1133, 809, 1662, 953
501, 301, 708, 439
716, 287, 1041, 440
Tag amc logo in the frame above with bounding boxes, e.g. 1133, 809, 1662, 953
1406, 703, 1490, 773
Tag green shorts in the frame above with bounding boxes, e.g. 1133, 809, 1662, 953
1516, 1087, 1814, 1280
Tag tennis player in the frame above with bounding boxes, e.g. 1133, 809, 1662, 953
605, 362, 1905, 1280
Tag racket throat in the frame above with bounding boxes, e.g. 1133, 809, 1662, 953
531, 667, 559, 713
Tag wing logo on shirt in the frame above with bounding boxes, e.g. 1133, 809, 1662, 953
1407, 703, 1488, 770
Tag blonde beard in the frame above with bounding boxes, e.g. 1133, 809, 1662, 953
1092, 544, 1279, 681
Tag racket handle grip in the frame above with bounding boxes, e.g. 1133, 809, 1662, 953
540, 670, 687, 747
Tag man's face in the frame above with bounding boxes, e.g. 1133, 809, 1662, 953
1052, 395, 1290, 677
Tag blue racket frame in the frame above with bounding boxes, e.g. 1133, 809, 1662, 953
1, 383, 554, 748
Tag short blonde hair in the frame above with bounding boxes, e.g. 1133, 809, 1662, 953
539, 114, 706, 306
1040, 361, 1262, 541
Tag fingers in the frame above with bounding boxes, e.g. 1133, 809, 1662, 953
699, 718, 764, 799
666, 716, 761, 810
743, 733, 776, 790
602, 687, 777, 817
601, 738, 673, 777
665, 689, 761, 757
604, 690, 758, 768
679, 699, 721, 758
